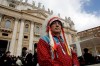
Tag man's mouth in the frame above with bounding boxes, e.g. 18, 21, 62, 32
55, 28, 59, 30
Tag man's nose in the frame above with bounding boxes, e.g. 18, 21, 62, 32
56, 22, 60, 27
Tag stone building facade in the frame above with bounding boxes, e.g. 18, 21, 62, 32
0, 0, 80, 56
78, 26, 100, 56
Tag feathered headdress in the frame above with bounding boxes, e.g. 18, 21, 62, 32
42, 15, 71, 56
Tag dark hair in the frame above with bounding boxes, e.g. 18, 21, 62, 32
50, 20, 63, 27
84, 48, 88, 52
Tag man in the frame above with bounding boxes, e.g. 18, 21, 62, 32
83, 48, 94, 65
37, 16, 79, 66
33, 43, 38, 66
25, 50, 33, 66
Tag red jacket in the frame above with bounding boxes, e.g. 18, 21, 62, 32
37, 35, 80, 66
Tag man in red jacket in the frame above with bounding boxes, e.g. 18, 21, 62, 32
37, 16, 80, 66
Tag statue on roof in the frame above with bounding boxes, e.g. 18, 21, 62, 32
25, 0, 28, 3
32, 1, 35, 6
20, 0, 23, 2
65, 16, 67, 21
42, 5, 45, 10
38, 2, 41, 8
51, 10, 53, 15
48, 8, 50, 13
58, 13, 60, 17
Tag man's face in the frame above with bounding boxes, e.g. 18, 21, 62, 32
50, 21, 62, 34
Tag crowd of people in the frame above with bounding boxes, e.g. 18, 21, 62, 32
78, 48, 100, 66
0, 44, 37, 66
0, 48, 100, 66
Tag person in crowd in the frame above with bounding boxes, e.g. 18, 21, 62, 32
78, 56, 85, 66
25, 50, 33, 66
83, 48, 94, 65
37, 16, 80, 66
22, 47, 27, 58
11, 55, 17, 66
16, 56, 23, 66
0, 51, 12, 66
95, 56, 100, 63
33, 43, 38, 66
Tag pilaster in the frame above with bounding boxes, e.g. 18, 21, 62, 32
16, 19, 24, 56
9, 19, 18, 55
29, 22, 34, 51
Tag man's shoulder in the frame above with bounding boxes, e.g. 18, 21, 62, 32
41, 35, 50, 43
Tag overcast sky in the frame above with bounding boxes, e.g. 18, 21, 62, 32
25, 0, 100, 32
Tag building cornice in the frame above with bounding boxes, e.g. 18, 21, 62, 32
0, 4, 46, 24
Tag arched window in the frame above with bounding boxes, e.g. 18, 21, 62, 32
34, 24, 41, 36
5, 20, 11, 28
36, 26, 39, 33
24, 24, 29, 32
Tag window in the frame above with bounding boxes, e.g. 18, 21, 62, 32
24, 36, 28, 39
2, 33, 8, 36
5, 20, 11, 28
34, 24, 40, 36
24, 24, 29, 32
9, 4, 15, 8
35, 25, 40, 34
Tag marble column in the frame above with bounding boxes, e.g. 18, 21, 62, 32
76, 39, 82, 56
92, 41, 98, 56
29, 22, 34, 51
16, 20, 24, 56
9, 19, 18, 55
93, 46, 98, 56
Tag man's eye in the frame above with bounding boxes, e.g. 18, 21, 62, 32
52, 22, 56, 24
58, 23, 61, 25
